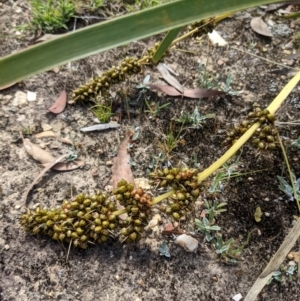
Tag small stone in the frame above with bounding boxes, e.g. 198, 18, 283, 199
41, 123, 52, 131
12, 91, 28, 107
15, 205, 21, 210
27, 91, 36, 101
175, 234, 198, 252
248, 177, 254, 181
264, 198, 270, 202
264, 212, 270, 217
232, 293, 242, 301
4, 244, 10, 250
288, 260, 296, 266
106, 161, 113, 167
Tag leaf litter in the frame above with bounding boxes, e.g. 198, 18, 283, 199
48, 90, 67, 114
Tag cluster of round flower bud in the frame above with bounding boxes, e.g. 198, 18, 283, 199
113, 179, 152, 243
149, 167, 201, 220
71, 57, 142, 102
223, 104, 277, 150
20, 192, 118, 249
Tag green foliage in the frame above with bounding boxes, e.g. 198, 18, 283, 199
198, 63, 242, 96
0, 0, 284, 87
158, 240, 171, 257
29, 0, 75, 32
91, 104, 112, 123
144, 99, 170, 117
277, 173, 300, 201
195, 217, 221, 242
291, 136, 300, 148
175, 107, 215, 128
125, 0, 167, 11
208, 163, 241, 194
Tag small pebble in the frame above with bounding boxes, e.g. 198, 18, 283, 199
15, 205, 21, 210
4, 244, 10, 250
175, 234, 198, 252
265, 212, 270, 217
232, 293, 242, 301
106, 161, 113, 167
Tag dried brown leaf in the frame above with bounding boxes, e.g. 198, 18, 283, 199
48, 90, 67, 114
34, 131, 57, 138
157, 63, 183, 93
22, 135, 55, 164
147, 84, 224, 98
112, 135, 135, 189
42, 160, 84, 171
250, 17, 273, 37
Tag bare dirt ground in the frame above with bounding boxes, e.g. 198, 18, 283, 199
1, 1, 300, 301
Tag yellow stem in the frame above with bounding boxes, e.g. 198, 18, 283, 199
197, 71, 300, 184
151, 190, 174, 205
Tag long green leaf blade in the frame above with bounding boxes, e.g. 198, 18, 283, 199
0, 0, 282, 86
152, 26, 183, 64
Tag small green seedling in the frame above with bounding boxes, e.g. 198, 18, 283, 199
204, 200, 227, 223
195, 217, 221, 242
277, 173, 300, 201
175, 107, 215, 128
144, 99, 170, 117
208, 163, 242, 194
159, 240, 171, 258
267, 271, 283, 284
291, 136, 300, 148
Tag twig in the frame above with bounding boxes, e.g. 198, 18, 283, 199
245, 217, 300, 301
23, 154, 68, 206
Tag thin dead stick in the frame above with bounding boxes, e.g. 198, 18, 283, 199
230, 46, 300, 72
23, 154, 68, 205
244, 217, 300, 301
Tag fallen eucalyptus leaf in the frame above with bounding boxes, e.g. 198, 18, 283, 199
80, 122, 120, 132
157, 63, 183, 93
48, 90, 67, 114
34, 131, 57, 138
147, 84, 224, 98
42, 160, 84, 171
250, 17, 273, 37
22, 134, 55, 164
112, 134, 135, 189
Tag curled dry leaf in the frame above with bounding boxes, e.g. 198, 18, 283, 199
112, 135, 135, 190
250, 17, 273, 37
147, 84, 224, 98
157, 63, 183, 93
48, 90, 67, 114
